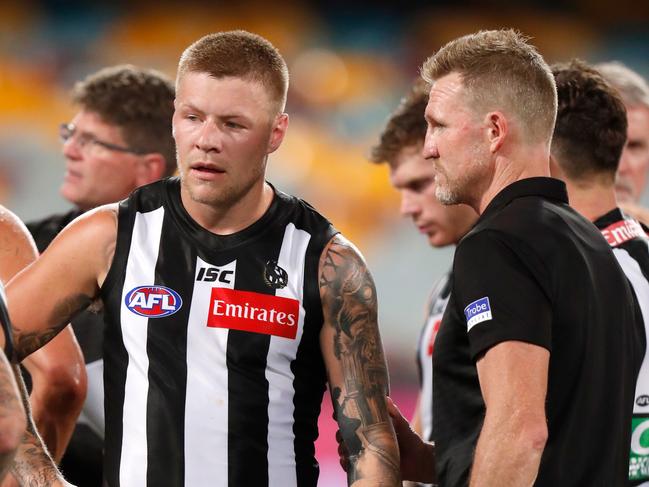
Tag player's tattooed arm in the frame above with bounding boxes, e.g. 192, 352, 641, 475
4, 203, 118, 362
319, 234, 401, 486
11, 294, 92, 361
0, 356, 25, 483
6, 364, 75, 487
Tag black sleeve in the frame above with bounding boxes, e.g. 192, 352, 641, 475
453, 230, 552, 360
26, 209, 82, 254
26, 217, 59, 254
0, 284, 14, 360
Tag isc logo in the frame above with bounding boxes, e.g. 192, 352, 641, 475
125, 286, 183, 318
196, 267, 234, 284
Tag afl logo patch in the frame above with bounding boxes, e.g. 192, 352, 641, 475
125, 286, 183, 318
263, 260, 288, 289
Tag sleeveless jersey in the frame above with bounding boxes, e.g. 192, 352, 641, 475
416, 271, 451, 444
100, 178, 337, 487
595, 208, 649, 486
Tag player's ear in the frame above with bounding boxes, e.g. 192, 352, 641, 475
267, 113, 289, 155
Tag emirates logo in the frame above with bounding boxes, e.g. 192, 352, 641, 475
263, 260, 288, 289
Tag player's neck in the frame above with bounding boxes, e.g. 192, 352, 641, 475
181, 180, 274, 235
564, 177, 618, 222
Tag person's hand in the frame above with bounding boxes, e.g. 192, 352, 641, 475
386, 397, 434, 484
620, 202, 649, 228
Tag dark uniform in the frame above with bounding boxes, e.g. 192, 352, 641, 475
594, 208, 649, 486
27, 208, 104, 487
433, 177, 644, 486
100, 177, 337, 487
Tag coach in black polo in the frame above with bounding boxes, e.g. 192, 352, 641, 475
390, 30, 645, 487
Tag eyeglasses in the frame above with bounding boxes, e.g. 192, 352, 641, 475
59, 123, 146, 155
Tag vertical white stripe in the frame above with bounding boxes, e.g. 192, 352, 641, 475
184, 258, 236, 485
267, 223, 311, 486
419, 315, 435, 442
613, 247, 649, 415
119, 207, 165, 487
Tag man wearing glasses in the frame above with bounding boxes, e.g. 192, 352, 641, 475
26, 65, 176, 487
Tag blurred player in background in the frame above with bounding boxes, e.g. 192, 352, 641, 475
550, 59, 649, 486
25, 65, 176, 486
596, 62, 649, 224
368, 80, 476, 486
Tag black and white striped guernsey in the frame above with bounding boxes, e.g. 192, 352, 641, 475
100, 177, 338, 487
416, 271, 451, 445
595, 208, 649, 486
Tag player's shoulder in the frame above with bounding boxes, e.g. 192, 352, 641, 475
118, 177, 172, 213
54, 203, 118, 247
0, 205, 39, 280
0, 205, 29, 236
0, 205, 36, 255
271, 186, 339, 253
273, 185, 335, 226
323, 233, 359, 253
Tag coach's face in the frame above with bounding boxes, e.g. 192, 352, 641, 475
616, 105, 649, 203
173, 72, 288, 209
390, 143, 477, 247
423, 72, 491, 208
60, 110, 143, 210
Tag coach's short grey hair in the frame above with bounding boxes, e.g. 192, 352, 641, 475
596, 62, 649, 108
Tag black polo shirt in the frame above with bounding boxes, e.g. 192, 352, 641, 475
433, 177, 645, 486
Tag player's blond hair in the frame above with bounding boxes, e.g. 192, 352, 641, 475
177, 30, 289, 113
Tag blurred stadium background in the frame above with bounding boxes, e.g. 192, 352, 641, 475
0, 0, 647, 484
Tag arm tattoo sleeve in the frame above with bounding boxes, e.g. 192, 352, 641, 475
13, 293, 92, 361
320, 236, 400, 485
0, 358, 23, 479
10, 364, 64, 487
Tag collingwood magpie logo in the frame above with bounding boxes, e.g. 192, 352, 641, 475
264, 260, 288, 289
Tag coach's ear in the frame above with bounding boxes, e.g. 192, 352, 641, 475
485, 111, 508, 153
136, 153, 167, 186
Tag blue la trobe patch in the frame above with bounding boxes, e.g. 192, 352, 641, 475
464, 296, 492, 331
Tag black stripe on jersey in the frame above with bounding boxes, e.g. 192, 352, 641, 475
226, 228, 286, 486
146, 212, 194, 487
101, 199, 136, 487
292, 228, 332, 486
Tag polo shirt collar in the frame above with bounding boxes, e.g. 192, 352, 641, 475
478, 177, 568, 221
